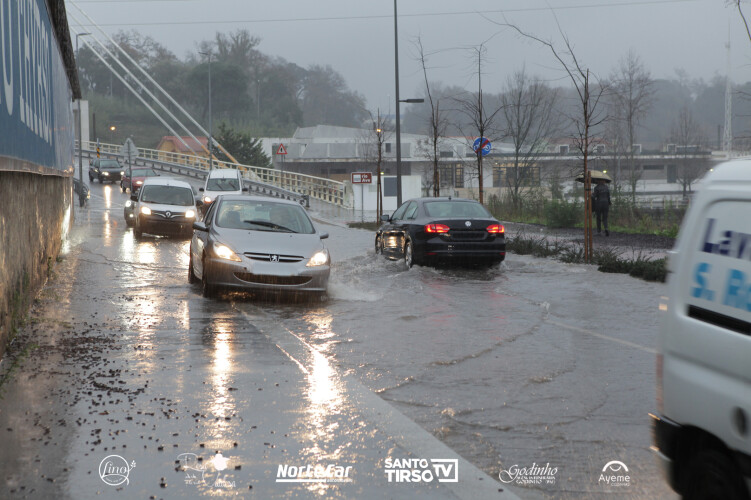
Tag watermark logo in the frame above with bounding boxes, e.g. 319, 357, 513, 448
384, 458, 458, 483
499, 463, 558, 486
99, 455, 135, 487
177, 452, 235, 489
598, 460, 631, 487
276, 464, 353, 483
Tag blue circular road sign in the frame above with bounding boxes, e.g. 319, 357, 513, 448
472, 137, 492, 156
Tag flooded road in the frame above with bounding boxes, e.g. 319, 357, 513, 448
0, 179, 675, 499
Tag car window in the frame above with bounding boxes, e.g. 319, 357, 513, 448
405, 202, 419, 220
215, 200, 315, 234
100, 160, 120, 169
131, 169, 157, 177
204, 200, 218, 223
391, 202, 411, 221
424, 201, 491, 218
140, 185, 194, 206
206, 176, 240, 191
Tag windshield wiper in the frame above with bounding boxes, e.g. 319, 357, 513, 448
243, 220, 297, 233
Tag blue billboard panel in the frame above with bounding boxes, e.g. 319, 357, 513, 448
0, 0, 75, 175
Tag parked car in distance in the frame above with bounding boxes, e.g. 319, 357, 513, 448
121, 167, 159, 193
189, 195, 329, 298
376, 197, 505, 268
89, 158, 123, 183
199, 168, 247, 213
652, 159, 751, 499
130, 177, 198, 239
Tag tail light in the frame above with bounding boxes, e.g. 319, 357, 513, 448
487, 224, 505, 234
656, 353, 664, 414
425, 223, 450, 233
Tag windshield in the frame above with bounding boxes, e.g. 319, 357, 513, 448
206, 177, 240, 191
424, 201, 491, 218
140, 185, 194, 206
215, 200, 315, 234
99, 160, 120, 169
131, 169, 157, 177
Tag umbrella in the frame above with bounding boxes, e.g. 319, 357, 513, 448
575, 170, 612, 183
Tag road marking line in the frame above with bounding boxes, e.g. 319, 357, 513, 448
235, 307, 518, 500
546, 319, 656, 354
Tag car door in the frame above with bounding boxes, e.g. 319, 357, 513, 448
193, 200, 217, 277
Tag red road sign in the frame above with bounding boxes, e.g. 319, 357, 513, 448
276, 143, 288, 155
351, 172, 372, 184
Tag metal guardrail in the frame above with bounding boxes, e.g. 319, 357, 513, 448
77, 147, 310, 206
78, 141, 349, 207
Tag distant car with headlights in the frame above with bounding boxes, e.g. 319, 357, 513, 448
376, 197, 506, 267
120, 167, 159, 193
198, 168, 247, 213
189, 195, 329, 297
89, 158, 123, 183
130, 177, 198, 239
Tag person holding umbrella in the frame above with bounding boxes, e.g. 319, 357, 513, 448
592, 178, 611, 236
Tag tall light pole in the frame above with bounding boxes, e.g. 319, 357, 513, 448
199, 51, 213, 170
75, 32, 91, 187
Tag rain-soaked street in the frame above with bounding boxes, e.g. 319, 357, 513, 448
0, 179, 676, 499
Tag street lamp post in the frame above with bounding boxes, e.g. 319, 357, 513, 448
75, 32, 91, 189
199, 51, 213, 171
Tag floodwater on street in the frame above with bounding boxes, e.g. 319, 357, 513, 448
0, 179, 676, 499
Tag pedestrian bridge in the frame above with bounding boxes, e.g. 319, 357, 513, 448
76, 141, 350, 208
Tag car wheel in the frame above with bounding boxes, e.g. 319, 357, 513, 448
188, 252, 197, 284
404, 239, 416, 268
134, 223, 143, 239
375, 234, 383, 255
684, 448, 748, 500
201, 257, 215, 298
125, 217, 134, 228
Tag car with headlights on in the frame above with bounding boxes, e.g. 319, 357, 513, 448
198, 168, 247, 214
89, 158, 123, 183
121, 167, 159, 193
189, 195, 330, 297
376, 197, 505, 267
130, 177, 198, 239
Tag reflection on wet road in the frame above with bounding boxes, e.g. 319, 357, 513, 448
0, 177, 676, 499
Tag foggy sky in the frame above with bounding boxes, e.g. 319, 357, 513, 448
67, 0, 751, 113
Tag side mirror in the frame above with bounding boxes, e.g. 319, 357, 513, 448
130, 194, 138, 201
319, 232, 329, 240
198, 187, 205, 192
192, 221, 208, 232
380, 214, 390, 222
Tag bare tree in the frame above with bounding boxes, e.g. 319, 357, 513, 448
610, 50, 655, 203
453, 43, 505, 205
358, 110, 392, 221
672, 106, 708, 198
415, 37, 448, 197
501, 68, 560, 209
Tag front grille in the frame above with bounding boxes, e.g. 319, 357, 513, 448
234, 273, 311, 285
243, 252, 303, 263
151, 210, 187, 219
448, 231, 489, 241
145, 221, 189, 234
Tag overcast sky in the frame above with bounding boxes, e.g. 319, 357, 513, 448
67, 0, 751, 113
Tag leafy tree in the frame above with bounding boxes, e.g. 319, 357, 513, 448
299, 65, 367, 127
214, 122, 271, 167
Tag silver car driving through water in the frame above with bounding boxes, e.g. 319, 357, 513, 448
189, 195, 330, 297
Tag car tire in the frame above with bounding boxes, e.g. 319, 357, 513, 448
134, 224, 143, 239
404, 239, 417, 268
125, 217, 134, 228
684, 448, 749, 500
188, 252, 197, 284
201, 257, 216, 298
375, 234, 382, 255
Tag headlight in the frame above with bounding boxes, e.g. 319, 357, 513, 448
140, 206, 152, 215
120, 171, 125, 176
213, 243, 241, 262
185, 210, 196, 219
135, 180, 143, 185
306, 249, 329, 267
102, 171, 110, 176
125, 200, 133, 208
203, 196, 212, 204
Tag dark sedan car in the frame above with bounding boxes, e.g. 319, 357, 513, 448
120, 167, 159, 193
89, 158, 123, 183
376, 197, 505, 267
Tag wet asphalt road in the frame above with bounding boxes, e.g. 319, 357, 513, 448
0, 176, 677, 499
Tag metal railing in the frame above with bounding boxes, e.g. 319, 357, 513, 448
79, 140, 349, 207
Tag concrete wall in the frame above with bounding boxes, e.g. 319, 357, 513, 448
0, 170, 72, 357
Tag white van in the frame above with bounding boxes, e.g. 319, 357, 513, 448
199, 168, 247, 212
653, 159, 751, 499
